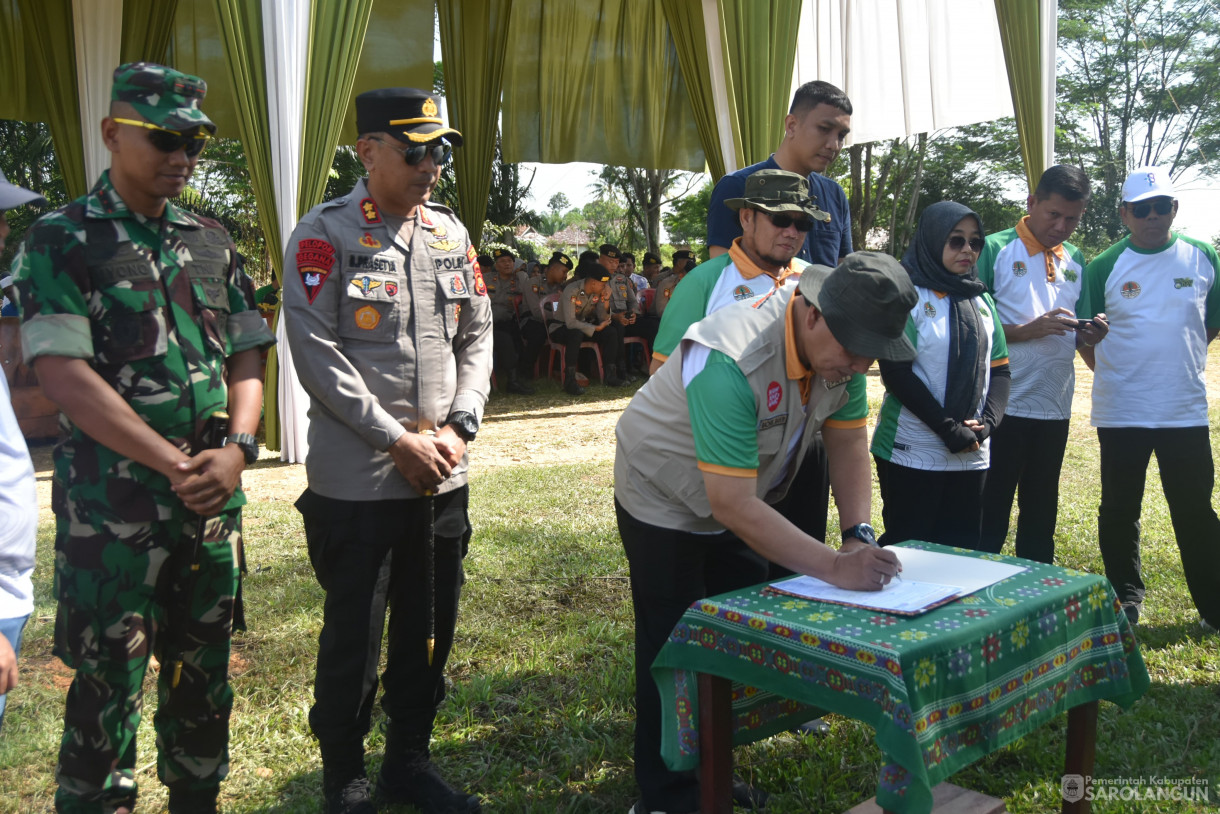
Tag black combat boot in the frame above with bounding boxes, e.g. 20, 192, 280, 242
506, 370, 535, 395
563, 366, 585, 395
167, 784, 219, 814
320, 739, 375, 814
376, 728, 480, 813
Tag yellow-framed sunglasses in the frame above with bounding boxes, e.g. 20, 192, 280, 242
113, 118, 214, 158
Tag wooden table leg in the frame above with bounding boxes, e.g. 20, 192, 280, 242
698, 673, 733, 814
1062, 700, 1098, 814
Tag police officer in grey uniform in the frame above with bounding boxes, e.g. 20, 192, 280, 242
519, 251, 572, 379
484, 247, 534, 395
283, 87, 490, 814
554, 261, 625, 394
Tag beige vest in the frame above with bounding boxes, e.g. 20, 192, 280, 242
614, 288, 849, 532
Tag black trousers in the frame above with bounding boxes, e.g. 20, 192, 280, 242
623, 315, 660, 369
1097, 427, 1220, 624
874, 457, 985, 549
520, 318, 547, 376
766, 434, 830, 579
492, 318, 524, 376
550, 323, 619, 372
617, 500, 769, 814
979, 416, 1070, 563
297, 487, 470, 756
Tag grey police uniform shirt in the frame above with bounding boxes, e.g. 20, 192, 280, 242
558, 278, 609, 337
606, 271, 641, 315
485, 269, 530, 322
283, 178, 493, 501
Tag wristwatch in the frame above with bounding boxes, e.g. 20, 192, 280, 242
841, 522, 879, 548
445, 411, 479, 444
222, 432, 259, 465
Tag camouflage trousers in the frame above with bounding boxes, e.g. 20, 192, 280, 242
51, 503, 241, 814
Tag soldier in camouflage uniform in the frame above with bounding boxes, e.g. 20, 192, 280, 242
553, 262, 625, 395
12, 63, 275, 814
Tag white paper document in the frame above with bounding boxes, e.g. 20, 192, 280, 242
766, 548, 1029, 615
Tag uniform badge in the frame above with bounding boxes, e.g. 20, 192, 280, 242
297, 238, 336, 304
350, 276, 383, 295
429, 238, 460, 252
1012, 261, 1027, 277
473, 266, 487, 296
1174, 277, 1194, 289
618, 284, 628, 296
733, 284, 753, 300
1064, 268, 1078, 282
466, 245, 478, 263
449, 275, 467, 295
385, 282, 398, 296
1120, 281, 1141, 299
923, 302, 937, 318
759, 414, 788, 430
422, 97, 439, 117
359, 198, 381, 224
664, 288, 672, 300
359, 232, 381, 248
454, 302, 462, 323
767, 381, 783, 412
431, 224, 447, 238
418, 208, 433, 228
354, 305, 381, 330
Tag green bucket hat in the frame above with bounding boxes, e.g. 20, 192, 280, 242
798, 251, 917, 362
724, 169, 830, 222
111, 62, 216, 134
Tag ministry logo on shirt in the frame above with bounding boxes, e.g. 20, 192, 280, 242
733, 284, 753, 301
1121, 281, 1141, 299
1012, 261, 1028, 277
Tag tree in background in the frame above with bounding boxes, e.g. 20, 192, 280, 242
0, 120, 68, 271
596, 166, 702, 254
661, 180, 711, 256
1057, 0, 1220, 253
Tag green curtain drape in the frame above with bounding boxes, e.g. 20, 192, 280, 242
994, 0, 1045, 191
16, 0, 88, 198
660, 0, 726, 181
437, 0, 513, 241
501, 0, 704, 171
298, 0, 373, 216
716, 0, 802, 167
121, 0, 181, 64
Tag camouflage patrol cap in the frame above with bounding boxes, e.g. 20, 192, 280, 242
111, 62, 216, 133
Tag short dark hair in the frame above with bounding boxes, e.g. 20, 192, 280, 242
790, 80, 852, 118
1034, 165, 1091, 203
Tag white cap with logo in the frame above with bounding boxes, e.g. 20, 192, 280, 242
1121, 166, 1176, 203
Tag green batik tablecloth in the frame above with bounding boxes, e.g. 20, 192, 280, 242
652, 542, 1150, 814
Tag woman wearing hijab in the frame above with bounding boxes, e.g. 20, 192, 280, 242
870, 201, 1010, 548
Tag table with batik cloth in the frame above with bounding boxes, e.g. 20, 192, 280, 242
652, 542, 1150, 814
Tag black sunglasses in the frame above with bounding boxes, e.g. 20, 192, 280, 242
113, 118, 212, 157
761, 211, 815, 232
370, 136, 451, 166
1127, 198, 1174, 219
947, 235, 985, 253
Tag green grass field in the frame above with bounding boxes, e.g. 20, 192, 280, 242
1, 372, 1218, 813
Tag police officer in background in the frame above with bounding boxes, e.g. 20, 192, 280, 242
13, 63, 274, 814
283, 88, 490, 814
555, 261, 626, 394
485, 247, 534, 395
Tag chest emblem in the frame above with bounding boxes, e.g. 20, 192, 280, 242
1174, 277, 1194, 289
1121, 281, 1141, 299
429, 238, 461, 252
1012, 261, 1027, 277
385, 282, 398, 296
1063, 268, 1078, 282
767, 381, 782, 412
450, 275, 468, 295
359, 198, 381, 225
350, 276, 383, 295
923, 302, 937, 318
359, 233, 381, 249
733, 284, 753, 301
297, 238, 336, 305
354, 305, 381, 330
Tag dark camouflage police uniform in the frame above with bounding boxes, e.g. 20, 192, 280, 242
13, 142, 273, 814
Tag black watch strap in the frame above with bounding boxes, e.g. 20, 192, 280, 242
223, 432, 259, 465
842, 522, 879, 548
445, 411, 478, 443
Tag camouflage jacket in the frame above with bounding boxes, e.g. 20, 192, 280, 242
12, 171, 275, 520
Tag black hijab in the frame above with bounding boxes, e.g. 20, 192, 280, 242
901, 201, 988, 421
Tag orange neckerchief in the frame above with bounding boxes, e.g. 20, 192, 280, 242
782, 294, 813, 404
729, 237, 800, 287
1016, 216, 1068, 283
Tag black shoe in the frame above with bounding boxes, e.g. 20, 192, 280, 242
731, 776, 770, 810
605, 372, 627, 387
507, 378, 535, 395
1121, 603, 1140, 626
168, 785, 218, 814
376, 759, 480, 813
325, 776, 376, 814
563, 368, 585, 395
795, 716, 831, 736
618, 365, 639, 383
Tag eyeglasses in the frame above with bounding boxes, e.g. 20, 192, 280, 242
946, 235, 985, 253
761, 211, 815, 232
113, 118, 212, 157
369, 136, 451, 166
1126, 198, 1174, 219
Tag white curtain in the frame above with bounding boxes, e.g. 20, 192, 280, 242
1039, 0, 1057, 170
701, 0, 738, 175
793, 0, 1015, 145
262, 0, 312, 463
73, 0, 123, 184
